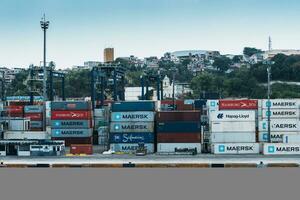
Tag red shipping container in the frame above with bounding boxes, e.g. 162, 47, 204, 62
157, 133, 201, 143
176, 104, 194, 111
8, 113, 24, 117
7, 105, 23, 114
161, 100, 184, 105
157, 111, 201, 122
52, 137, 92, 147
24, 113, 43, 121
70, 144, 93, 155
30, 128, 43, 131
51, 110, 91, 120
219, 99, 258, 110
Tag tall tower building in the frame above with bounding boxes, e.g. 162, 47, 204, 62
104, 48, 114, 63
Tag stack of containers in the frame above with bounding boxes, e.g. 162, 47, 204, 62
24, 105, 44, 131
6, 104, 24, 118
210, 100, 259, 154
258, 99, 300, 143
51, 101, 93, 146
109, 101, 155, 154
156, 111, 202, 153
94, 108, 110, 147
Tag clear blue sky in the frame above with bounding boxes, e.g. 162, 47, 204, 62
1, 0, 300, 68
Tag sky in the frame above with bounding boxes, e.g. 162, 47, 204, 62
1, 0, 300, 69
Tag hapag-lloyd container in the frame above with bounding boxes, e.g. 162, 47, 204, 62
263, 143, 300, 155
283, 133, 300, 143
24, 105, 43, 113
157, 122, 201, 133
51, 101, 91, 111
157, 133, 201, 143
109, 132, 154, 143
157, 143, 201, 153
111, 101, 156, 112
156, 111, 201, 122
110, 122, 154, 133
260, 108, 299, 119
219, 100, 258, 110
51, 110, 91, 120
258, 132, 298, 143
51, 120, 90, 129
212, 143, 259, 154
211, 121, 256, 132
258, 119, 300, 132
111, 111, 155, 122
51, 129, 92, 137
262, 99, 300, 109
211, 132, 256, 143
210, 110, 256, 122
110, 143, 154, 153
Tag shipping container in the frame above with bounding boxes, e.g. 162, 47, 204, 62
157, 143, 201, 153
263, 143, 300, 155
219, 99, 258, 110
207, 100, 219, 110
109, 132, 154, 143
212, 143, 259, 154
176, 104, 194, 111
98, 135, 108, 145
8, 119, 30, 131
157, 122, 201, 133
258, 119, 300, 132
257, 132, 296, 143
52, 137, 92, 146
94, 117, 109, 128
70, 144, 93, 155
24, 105, 43, 113
260, 108, 299, 119
111, 111, 155, 122
7, 105, 23, 113
94, 108, 109, 118
262, 99, 300, 109
157, 133, 201, 143
111, 101, 156, 112
283, 133, 300, 143
211, 121, 256, 133
110, 143, 154, 154
8, 113, 24, 117
29, 121, 43, 128
211, 132, 256, 143
110, 122, 154, 133
24, 113, 43, 121
98, 126, 109, 136
51, 120, 90, 129
51, 101, 91, 111
51, 129, 93, 138
4, 131, 50, 140
156, 111, 200, 122
210, 110, 256, 122
51, 110, 91, 120
194, 99, 207, 110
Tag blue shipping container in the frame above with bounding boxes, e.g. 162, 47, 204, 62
51, 129, 92, 138
111, 112, 155, 122
157, 122, 201, 133
30, 121, 43, 128
51, 101, 91, 111
112, 101, 156, 112
24, 105, 43, 113
51, 120, 90, 129
109, 132, 154, 143
110, 122, 154, 133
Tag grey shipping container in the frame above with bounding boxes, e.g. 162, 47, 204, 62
51, 101, 91, 111
157, 122, 201, 133
51, 129, 92, 138
30, 121, 43, 128
110, 122, 154, 133
51, 120, 90, 129
110, 143, 154, 154
24, 105, 43, 113
111, 101, 156, 112
111, 111, 155, 122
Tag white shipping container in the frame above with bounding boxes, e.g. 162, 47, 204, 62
263, 143, 300, 155
210, 110, 255, 122
212, 143, 259, 154
262, 99, 300, 109
258, 132, 298, 143
261, 108, 299, 119
211, 132, 256, 143
259, 119, 300, 132
4, 131, 50, 140
157, 143, 201, 153
211, 121, 256, 133
283, 133, 300, 143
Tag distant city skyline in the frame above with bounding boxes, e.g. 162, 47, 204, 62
1, 0, 300, 68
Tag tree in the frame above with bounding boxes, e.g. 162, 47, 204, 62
243, 47, 263, 57
213, 56, 231, 72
